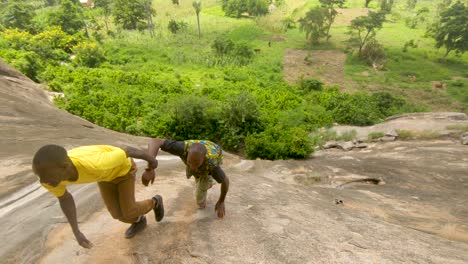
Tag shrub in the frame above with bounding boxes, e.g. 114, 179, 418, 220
212, 37, 235, 56
368, 131, 384, 140
361, 39, 385, 66
220, 92, 263, 151
72, 42, 106, 67
163, 95, 220, 140
299, 78, 323, 92
232, 42, 254, 64
338, 130, 357, 141
245, 126, 313, 160
167, 19, 187, 34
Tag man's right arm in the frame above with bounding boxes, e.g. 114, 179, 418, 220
148, 138, 166, 158
58, 191, 92, 248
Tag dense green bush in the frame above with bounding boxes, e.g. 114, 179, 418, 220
219, 92, 263, 151
299, 78, 324, 92
167, 19, 188, 34
212, 37, 235, 56
222, 0, 269, 17
211, 37, 254, 65
73, 42, 106, 67
245, 126, 313, 160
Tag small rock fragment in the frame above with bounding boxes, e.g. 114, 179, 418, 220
385, 128, 399, 138
324, 141, 338, 149
337, 141, 355, 151
356, 143, 368, 148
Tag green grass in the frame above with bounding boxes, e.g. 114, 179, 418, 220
368, 131, 384, 140
446, 125, 468, 132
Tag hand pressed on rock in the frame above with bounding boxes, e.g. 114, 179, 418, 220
75, 231, 93, 249
215, 201, 225, 218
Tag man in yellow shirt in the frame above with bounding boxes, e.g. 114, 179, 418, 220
33, 144, 164, 248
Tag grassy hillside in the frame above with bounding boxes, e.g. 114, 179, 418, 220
0, 0, 466, 159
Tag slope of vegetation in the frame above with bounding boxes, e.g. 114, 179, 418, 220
0, 0, 466, 159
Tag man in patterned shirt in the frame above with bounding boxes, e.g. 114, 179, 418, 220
145, 139, 229, 218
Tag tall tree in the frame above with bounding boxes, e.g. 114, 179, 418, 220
113, 0, 146, 30
193, 1, 202, 39
1, 1, 36, 32
365, 0, 373, 7
298, 7, 328, 44
348, 11, 386, 55
95, 0, 112, 32
48, 0, 86, 35
143, 0, 156, 37
428, 1, 467, 57
319, 0, 346, 42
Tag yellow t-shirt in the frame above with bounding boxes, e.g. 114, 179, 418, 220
41, 145, 132, 197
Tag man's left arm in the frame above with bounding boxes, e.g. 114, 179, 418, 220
213, 166, 229, 218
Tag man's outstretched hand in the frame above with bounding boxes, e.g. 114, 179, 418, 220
215, 201, 225, 218
75, 231, 93, 249
142, 169, 155, 186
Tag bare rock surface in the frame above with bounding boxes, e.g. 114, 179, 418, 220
1, 59, 468, 264
334, 112, 468, 139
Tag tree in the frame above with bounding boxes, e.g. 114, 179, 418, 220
222, 0, 268, 17
113, 0, 147, 30
298, 7, 328, 44
48, 0, 86, 35
193, 1, 202, 39
348, 11, 386, 55
380, 0, 395, 13
365, 0, 373, 7
428, 1, 467, 57
172, 0, 180, 5
143, 0, 155, 37
406, 0, 417, 10
0, 2, 35, 32
95, 0, 112, 32
319, 0, 346, 42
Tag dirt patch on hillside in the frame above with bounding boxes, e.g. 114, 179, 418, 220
283, 49, 356, 90
335, 8, 369, 25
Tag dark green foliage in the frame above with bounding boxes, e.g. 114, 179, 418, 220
406, 0, 417, 10
113, 0, 147, 30
48, 0, 86, 35
212, 37, 235, 55
219, 92, 263, 151
164, 95, 220, 140
298, 7, 328, 44
348, 11, 386, 56
0, 2, 36, 32
168, 19, 188, 34
380, 0, 395, 13
222, 0, 269, 17
211, 37, 254, 65
360, 38, 386, 65
245, 126, 313, 160
319, 0, 346, 41
73, 42, 106, 67
299, 78, 324, 92
427, 1, 467, 57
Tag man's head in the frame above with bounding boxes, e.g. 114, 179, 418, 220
32, 144, 72, 187
186, 143, 206, 171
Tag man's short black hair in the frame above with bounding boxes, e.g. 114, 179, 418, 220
33, 144, 68, 167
